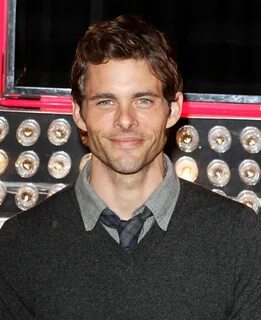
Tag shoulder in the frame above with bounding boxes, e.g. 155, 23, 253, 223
12, 183, 78, 227
0, 184, 82, 256
178, 178, 258, 217
177, 178, 261, 241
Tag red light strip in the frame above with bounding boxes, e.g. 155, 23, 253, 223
182, 101, 261, 119
0, 96, 260, 118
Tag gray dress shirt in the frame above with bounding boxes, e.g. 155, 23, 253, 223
75, 154, 180, 243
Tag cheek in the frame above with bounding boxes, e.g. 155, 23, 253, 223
153, 119, 169, 143
84, 111, 111, 133
144, 114, 168, 134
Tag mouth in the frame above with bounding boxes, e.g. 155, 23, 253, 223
110, 137, 143, 148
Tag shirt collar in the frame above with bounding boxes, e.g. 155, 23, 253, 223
75, 154, 180, 231
144, 154, 180, 231
75, 161, 107, 231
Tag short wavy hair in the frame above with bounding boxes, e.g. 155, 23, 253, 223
71, 14, 183, 108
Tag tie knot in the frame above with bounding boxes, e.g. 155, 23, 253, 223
99, 209, 123, 228
99, 207, 152, 249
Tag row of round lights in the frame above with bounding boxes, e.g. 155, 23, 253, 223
175, 157, 260, 186
174, 156, 260, 212
174, 125, 261, 214
0, 182, 66, 211
0, 149, 72, 179
176, 125, 261, 153
0, 153, 92, 211
0, 117, 71, 146
0, 151, 93, 179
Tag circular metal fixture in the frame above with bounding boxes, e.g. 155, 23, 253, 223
15, 151, 40, 178
207, 159, 231, 187
48, 151, 72, 179
15, 184, 39, 211
240, 126, 261, 154
174, 156, 199, 182
238, 159, 260, 186
176, 125, 199, 152
0, 117, 9, 142
208, 126, 232, 153
16, 119, 41, 146
48, 118, 71, 146
0, 150, 9, 175
236, 190, 260, 214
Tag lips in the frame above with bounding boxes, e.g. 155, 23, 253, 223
110, 137, 143, 148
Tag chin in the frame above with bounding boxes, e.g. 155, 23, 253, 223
108, 159, 146, 175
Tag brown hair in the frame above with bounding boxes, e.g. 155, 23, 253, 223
71, 14, 183, 108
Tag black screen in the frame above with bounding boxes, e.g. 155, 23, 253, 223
12, 0, 261, 97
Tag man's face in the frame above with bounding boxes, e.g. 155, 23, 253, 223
73, 59, 182, 175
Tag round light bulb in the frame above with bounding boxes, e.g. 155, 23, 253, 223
48, 151, 71, 179
0, 117, 9, 142
236, 190, 260, 214
174, 156, 199, 182
240, 126, 261, 154
16, 119, 41, 146
176, 125, 199, 152
207, 159, 231, 187
208, 126, 232, 153
0, 150, 9, 175
15, 184, 39, 211
238, 159, 260, 186
48, 118, 71, 146
15, 151, 40, 178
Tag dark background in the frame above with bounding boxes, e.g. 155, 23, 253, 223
14, 0, 261, 96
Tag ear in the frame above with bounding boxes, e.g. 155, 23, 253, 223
166, 92, 183, 129
72, 100, 87, 131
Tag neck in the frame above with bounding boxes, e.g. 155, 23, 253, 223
89, 154, 165, 220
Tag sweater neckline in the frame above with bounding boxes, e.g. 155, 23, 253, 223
67, 180, 188, 264
92, 217, 165, 264
87, 183, 188, 265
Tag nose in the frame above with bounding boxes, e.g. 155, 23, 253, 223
114, 105, 138, 130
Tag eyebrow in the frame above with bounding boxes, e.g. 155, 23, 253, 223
88, 93, 115, 101
88, 91, 161, 101
133, 91, 161, 99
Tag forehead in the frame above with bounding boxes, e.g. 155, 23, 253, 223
85, 59, 163, 95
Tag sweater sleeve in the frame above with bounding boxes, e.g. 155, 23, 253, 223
230, 207, 261, 319
0, 218, 35, 320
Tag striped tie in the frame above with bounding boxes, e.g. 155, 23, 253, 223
99, 206, 152, 249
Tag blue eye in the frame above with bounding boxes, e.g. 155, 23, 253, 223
137, 98, 152, 105
98, 100, 113, 106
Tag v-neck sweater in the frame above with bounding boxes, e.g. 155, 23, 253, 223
0, 179, 261, 320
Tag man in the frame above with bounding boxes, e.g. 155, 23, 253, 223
0, 14, 261, 320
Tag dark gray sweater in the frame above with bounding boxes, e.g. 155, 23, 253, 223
0, 180, 261, 320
